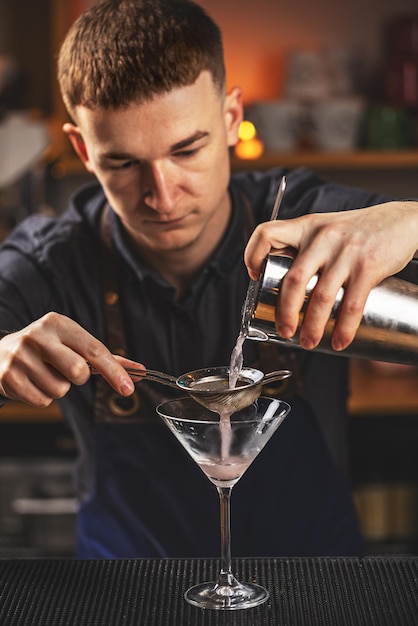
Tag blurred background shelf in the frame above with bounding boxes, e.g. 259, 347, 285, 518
349, 360, 418, 556
231, 150, 418, 171
49, 148, 418, 177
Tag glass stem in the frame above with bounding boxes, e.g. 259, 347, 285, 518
216, 486, 236, 586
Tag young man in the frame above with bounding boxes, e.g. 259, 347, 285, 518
0, 0, 417, 558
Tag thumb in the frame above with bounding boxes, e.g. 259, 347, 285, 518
244, 220, 302, 279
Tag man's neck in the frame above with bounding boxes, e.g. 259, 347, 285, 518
134, 194, 232, 298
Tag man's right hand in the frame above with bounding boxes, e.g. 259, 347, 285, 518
244, 201, 418, 352
0, 312, 136, 407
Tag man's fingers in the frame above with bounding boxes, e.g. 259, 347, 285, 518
64, 344, 135, 397
286, 266, 373, 352
273, 242, 332, 341
244, 220, 302, 280
331, 281, 371, 351
0, 360, 69, 407
244, 226, 274, 280
276, 246, 373, 350
35, 313, 135, 396
0, 313, 136, 402
275, 261, 312, 339
297, 279, 343, 350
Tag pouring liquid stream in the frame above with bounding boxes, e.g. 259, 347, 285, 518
217, 314, 249, 468
219, 176, 287, 467
220, 319, 250, 463
228, 175, 286, 392
223, 175, 287, 463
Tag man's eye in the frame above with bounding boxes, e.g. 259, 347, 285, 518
174, 147, 200, 158
118, 160, 136, 169
108, 160, 136, 170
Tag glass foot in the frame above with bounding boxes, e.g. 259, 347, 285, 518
184, 579, 269, 610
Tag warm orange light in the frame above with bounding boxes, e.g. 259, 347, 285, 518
234, 137, 264, 160
238, 120, 257, 142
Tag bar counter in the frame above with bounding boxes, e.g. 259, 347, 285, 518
0, 556, 417, 625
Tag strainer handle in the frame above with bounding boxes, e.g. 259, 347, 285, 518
262, 369, 292, 385
88, 364, 179, 389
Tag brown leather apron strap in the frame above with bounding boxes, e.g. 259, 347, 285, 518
98, 204, 129, 359
93, 205, 142, 423
94, 206, 184, 424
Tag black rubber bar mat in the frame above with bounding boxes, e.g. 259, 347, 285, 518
0, 557, 417, 625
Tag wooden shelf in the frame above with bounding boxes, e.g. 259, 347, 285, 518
349, 360, 418, 416
231, 149, 418, 171
0, 401, 63, 424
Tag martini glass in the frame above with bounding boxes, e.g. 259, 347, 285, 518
156, 395, 290, 610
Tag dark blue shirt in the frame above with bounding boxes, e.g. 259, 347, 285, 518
0, 167, 388, 557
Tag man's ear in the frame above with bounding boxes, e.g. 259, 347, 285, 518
224, 86, 244, 148
63, 123, 95, 173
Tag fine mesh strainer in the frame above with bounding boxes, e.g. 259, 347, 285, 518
90, 364, 292, 414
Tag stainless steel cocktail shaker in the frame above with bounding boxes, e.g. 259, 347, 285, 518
245, 254, 418, 366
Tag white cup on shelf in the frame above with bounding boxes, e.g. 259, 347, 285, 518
245, 100, 302, 152
309, 97, 365, 151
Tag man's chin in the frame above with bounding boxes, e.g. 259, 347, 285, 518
142, 232, 196, 255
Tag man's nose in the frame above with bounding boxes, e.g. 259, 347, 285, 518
143, 162, 178, 212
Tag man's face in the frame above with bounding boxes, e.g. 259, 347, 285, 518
65, 71, 243, 257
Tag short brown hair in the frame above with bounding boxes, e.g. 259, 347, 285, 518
58, 0, 225, 118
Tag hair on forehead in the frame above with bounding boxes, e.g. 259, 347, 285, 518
58, 0, 226, 117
